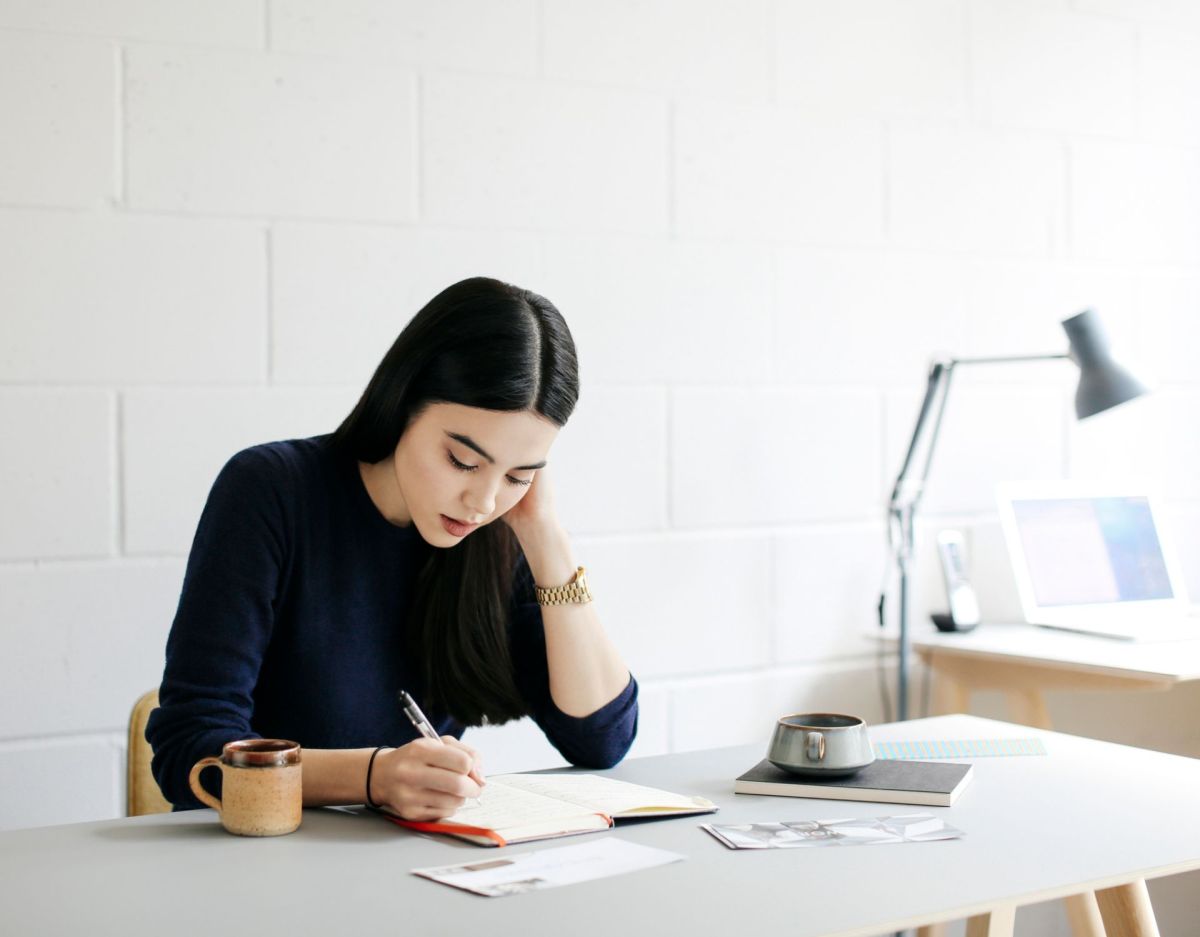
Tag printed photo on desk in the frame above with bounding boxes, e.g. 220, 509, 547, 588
703, 814, 964, 849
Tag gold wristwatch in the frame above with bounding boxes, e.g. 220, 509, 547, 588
535, 566, 593, 607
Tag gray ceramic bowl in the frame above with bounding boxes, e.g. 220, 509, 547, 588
767, 712, 875, 777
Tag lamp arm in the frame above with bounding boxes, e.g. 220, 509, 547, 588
882, 347, 1070, 721
888, 361, 955, 517
884, 361, 957, 724
949, 352, 1069, 366
887, 351, 1068, 516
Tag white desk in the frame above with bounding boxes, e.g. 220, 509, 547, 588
901, 623, 1200, 729
2, 715, 1198, 937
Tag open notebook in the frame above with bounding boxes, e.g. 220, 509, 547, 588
377, 773, 717, 847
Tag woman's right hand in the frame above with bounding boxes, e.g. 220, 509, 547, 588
370, 737, 485, 821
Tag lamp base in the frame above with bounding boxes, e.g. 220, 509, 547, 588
931, 612, 979, 634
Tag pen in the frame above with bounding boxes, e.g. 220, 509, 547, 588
398, 689, 483, 807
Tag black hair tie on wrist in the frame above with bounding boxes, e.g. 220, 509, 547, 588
365, 745, 389, 808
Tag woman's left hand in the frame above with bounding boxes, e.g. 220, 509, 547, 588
500, 469, 578, 587
501, 468, 559, 544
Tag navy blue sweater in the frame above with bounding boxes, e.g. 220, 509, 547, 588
147, 436, 638, 808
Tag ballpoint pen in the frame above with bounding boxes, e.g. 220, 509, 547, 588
398, 689, 483, 807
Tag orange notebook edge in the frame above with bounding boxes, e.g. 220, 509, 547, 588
382, 814, 509, 847
376, 810, 614, 847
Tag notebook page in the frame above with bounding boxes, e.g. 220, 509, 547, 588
493, 774, 713, 816
446, 777, 604, 829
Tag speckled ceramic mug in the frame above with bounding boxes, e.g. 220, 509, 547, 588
188, 739, 302, 837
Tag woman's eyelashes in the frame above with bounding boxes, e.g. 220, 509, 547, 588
447, 450, 476, 472
447, 450, 534, 487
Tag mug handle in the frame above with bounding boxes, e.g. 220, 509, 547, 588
806, 731, 826, 763
189, 757, 224, 813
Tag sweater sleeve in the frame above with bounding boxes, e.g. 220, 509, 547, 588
508, 560, 638, 769
146, 448, 289, 808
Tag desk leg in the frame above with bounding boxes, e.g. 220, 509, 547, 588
1064, 891, 1106, 937
1006, 689, 1052, 730
1095, 879, 1161, 937
964, 905, 1015, 937
915, 925, 948, 937
930, 671, 970, 716
994, 697, 1111, 937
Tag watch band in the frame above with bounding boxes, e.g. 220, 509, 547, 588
535, 566, 593, 607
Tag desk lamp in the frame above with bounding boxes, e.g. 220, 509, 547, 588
883, 309, 1149, 720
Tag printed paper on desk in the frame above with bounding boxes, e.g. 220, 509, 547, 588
411, 837, 685, 897
702, 814, 964, 849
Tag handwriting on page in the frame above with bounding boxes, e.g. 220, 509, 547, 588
449, 780, 600, 826
494, 774, 704, 815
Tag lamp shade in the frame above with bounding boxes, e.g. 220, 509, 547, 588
1061, 309, 1149, 419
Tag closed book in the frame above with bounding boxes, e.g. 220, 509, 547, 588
734, 759, 973, 807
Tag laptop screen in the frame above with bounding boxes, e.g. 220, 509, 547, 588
1011, 496, 1175, 607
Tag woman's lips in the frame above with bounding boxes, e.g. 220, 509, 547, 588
440, 514, 479, 537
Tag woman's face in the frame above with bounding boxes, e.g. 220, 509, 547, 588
392, 402, 559, 547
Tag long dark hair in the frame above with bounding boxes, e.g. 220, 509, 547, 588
329, 277, 579, 726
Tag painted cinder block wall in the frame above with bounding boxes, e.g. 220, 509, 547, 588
2, 5, 1199, 929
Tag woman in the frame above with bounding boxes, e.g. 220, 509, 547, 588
147, 277, 637, 822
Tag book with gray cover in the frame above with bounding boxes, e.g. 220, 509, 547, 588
735, 759, 973, 807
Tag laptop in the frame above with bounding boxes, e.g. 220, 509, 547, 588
995, 482, 1199, 643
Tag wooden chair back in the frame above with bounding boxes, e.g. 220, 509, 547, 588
127, 689, 172, 816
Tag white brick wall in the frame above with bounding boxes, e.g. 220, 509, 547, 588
2, 17, 1198, 924
551, 386, 669, 534
889, 127, 1066, 255
1138, 270, 1200, 382
970, 1, 1137, 136
0, 390, 113, 560
775, 523, 888, 664
0, 561, 183, 739
539, 236, 774, 383
125, 47, 418, 221
671, 387, 881, 527
0, 32, 114, 208
774, 0, 968, 121
543, 0, 772, 98
582, 532, 774, 677
1139, 28, 1200, 146
0, 737, 125, 831
0, 2, 262, 47
270, 0, 538, 71
1070, 141, 1200, 264
675, 102, 885, 243
421, 73, 669, 233
0, 211, 265, 383
1076, 0, 1200, 32
774, 247, 969, 384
